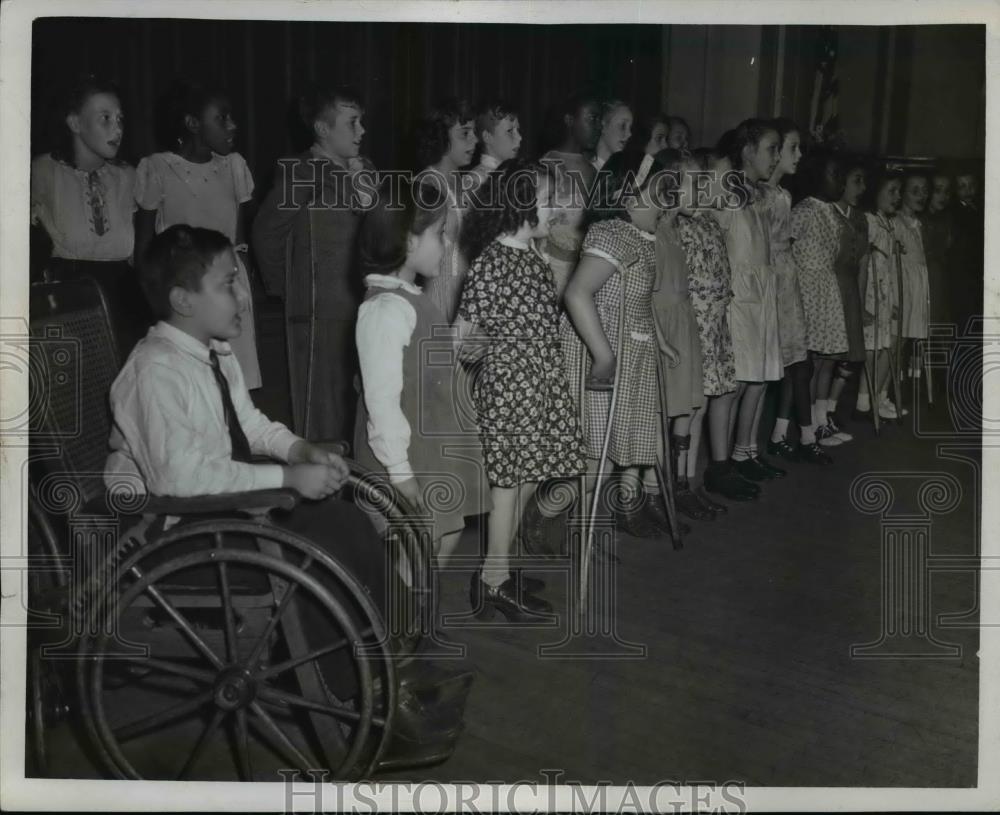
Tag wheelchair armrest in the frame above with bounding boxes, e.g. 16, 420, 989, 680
143, 488, 300, 516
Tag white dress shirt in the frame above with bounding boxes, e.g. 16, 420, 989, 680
105, 321, 300, 497
355, 274, 423, 483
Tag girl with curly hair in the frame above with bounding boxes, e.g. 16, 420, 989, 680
415, 98, 477, 323
456, 158, 586, 621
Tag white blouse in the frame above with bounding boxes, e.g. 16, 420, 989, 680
356, 274, 422, 483
30, 153, 137, 261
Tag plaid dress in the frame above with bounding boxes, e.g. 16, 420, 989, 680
561, 218, 659, 467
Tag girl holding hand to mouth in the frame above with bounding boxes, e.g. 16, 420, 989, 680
134, 80, 261, 389
31, 73, 152, 355
415, 98, 478, 323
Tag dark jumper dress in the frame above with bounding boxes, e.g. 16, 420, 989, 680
355, 285, 492, 538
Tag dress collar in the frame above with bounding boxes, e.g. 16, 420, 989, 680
478, 153, 502, 172
151, 321, 232, 364
364, 273, 423, 295
497, 234, 530, 251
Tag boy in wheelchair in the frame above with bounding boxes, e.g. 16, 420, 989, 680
101, 224, 470, 774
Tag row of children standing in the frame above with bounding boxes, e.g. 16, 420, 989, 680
33, 75, 982, 624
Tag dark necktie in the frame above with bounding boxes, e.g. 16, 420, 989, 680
209, 350, 253, 463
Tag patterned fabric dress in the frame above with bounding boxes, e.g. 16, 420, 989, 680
561, 218, 659, 466
791, 196, 848, 356
863, 212, 898, 351
716, 197, 782, 382
894, 212, 931, 339
677, 211, 737, 397
757, 184, 809, 366
831, 203, 869, 362
457, 238, 586, 487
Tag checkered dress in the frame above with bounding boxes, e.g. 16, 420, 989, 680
561, 218, 659, 467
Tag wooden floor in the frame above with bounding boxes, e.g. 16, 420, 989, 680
37, 300, 981, 787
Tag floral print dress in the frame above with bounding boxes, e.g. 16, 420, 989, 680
757, 184, 809, 366
677, 210, 737, 397
457, 237, 586, 487
791, 196, 848, 356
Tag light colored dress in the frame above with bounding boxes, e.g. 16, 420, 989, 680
863, 212, 898, 351
135, 151, 261, 389
561, 218, 659, 466
715, 197, 782, 382
791, 196, 848, 356
757, 184, 809, 366
653, 216, 705, 416
894, 212, 930, 339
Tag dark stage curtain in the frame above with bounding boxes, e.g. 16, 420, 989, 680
32, 18, 664, 193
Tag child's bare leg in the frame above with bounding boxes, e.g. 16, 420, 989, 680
734, 382, 765, 457
687, 405, 706, 481
482, 486, 518, 587
436, 529, 464, 566
726, 381, 748, 453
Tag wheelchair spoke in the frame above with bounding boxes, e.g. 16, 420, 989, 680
247, 701, 315, 770
241, 554, 313, 671
112, 655, 216, 685
140, 581, 224, 670
234, 709, 253, 781
113, 689, 214, 742
254, 633, 351, 681
177, 707, 226, 780
214, 533, 238, 664
256, 684, 385, 728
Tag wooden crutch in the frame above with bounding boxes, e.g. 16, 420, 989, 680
890, 234, 905, 425
863, 247, 882, 435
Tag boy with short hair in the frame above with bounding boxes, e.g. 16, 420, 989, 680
105, 224, 385, 608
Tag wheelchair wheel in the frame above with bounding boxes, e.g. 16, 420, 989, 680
76, 521, 396, 781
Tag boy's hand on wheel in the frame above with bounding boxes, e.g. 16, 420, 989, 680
284, 463, 345, 500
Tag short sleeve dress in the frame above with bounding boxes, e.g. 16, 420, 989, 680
135, 151, 261, 389
456, 238, 586, 487
894, 212, 930, 340
677, 211, 737, 397
715, 198, 782, 382
561, 218, 659, 467
791, 197, 848, 356
756, 184, 809, 367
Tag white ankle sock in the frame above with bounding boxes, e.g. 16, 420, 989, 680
771, 418, 790, 443
481, 560, 510, 588
801, 424, 817, 444
732, 444, 752, 462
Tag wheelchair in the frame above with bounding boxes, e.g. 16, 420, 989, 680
25, 278, 473, 781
